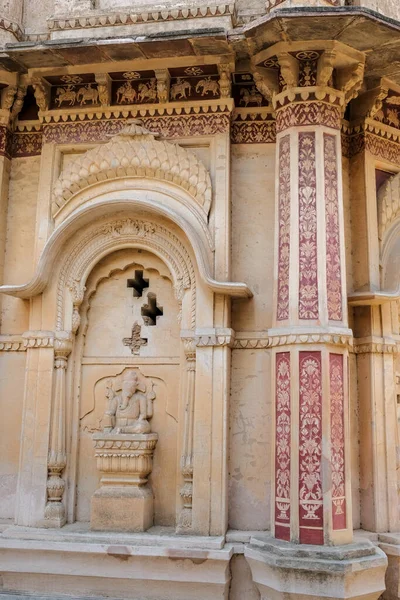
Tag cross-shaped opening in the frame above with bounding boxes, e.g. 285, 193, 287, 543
141, 293, 163, 326
127, 270, 149, 297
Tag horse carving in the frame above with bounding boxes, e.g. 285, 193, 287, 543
171, 78, 191, 101
195, 77, 219, 97
138, 80, 157, 103
239, 87, 263, 107
55, 85, 77, 107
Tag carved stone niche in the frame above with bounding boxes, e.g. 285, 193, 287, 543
91, 368, 158, 532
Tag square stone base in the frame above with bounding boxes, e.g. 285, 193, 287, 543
91, 485, 154, 532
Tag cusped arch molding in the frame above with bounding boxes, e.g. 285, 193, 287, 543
57, 217, 197, 331
378, 171, 400, 243
52, 122, 212, 219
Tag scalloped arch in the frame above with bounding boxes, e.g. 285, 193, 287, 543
52, 122, 212, 218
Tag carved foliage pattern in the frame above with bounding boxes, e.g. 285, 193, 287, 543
324, 134, 342, 321
298, 132, 319, 320
330, 353, 346, 530
299, 351, 323, 545
276, 102, 341, 133
231, 119, 276, 144
277, 135, 291, 321
275, 352, 291, 542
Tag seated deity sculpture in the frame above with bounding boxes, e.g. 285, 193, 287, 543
103, 370, 155, 434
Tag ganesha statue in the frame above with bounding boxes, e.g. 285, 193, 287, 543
91, 369, 158, 533
103, 370, 155, 434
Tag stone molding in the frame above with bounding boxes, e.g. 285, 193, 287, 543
182, 328, 235, 347
22, 331, 55, 349
52, 121, 212, 218
0, 15, 23, 40
47, 3, 236, 33
353, 337, 399, 355
0, 335, 25, 352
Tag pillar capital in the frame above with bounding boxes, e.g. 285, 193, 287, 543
252, 40, 365, 131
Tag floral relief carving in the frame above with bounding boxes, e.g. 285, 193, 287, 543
231, 114, 276, 144
276, 102, 341, 133
324, 134, 343, 321
277, 135, 291, 321
299, 351, 323, 545
298, 132, 319, 321
275, 352, 291, 542
330, 353, 346, 530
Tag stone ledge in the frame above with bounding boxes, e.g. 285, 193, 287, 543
1, 524, 225, 550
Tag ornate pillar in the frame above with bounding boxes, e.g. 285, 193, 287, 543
246, 41, 387, 600
44, 332, 72, 527
177, 338, 196, 533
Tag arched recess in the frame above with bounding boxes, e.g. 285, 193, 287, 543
1, 122, 251, 535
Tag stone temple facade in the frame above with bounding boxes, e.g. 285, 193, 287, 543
3, 0, 400, 599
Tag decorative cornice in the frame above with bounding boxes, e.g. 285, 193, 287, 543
0, 15, 23, 40
47, 3, 236, 32
233, 330, 353, 349
22, 331, 55, 349
196, 328, 235, 347
353, 337, 399, 355
182, 328, 235, 348
0, 335, 25, 352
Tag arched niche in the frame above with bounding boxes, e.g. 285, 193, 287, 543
0, 127, 251, 535
72, 248, 181, 526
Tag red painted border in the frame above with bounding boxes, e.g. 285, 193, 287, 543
275, 352, 291, 541
299, 351, 323, 545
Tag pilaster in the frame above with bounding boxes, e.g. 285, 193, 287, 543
247, 39, 385, 600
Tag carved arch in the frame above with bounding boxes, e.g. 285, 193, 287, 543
52, 122, 212, 219
55, 216, 197, 332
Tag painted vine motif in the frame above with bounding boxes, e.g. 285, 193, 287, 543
330, 353, 346, 530
275, 352, 291, 541
277, 135, 291, 320
298, 132, 319, 320
299, 351, 323, 545
324, 133, 343, 321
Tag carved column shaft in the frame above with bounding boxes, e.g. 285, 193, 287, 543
44, 333, 72, 527
256, 43, 365, 546
177, 339, 196, 532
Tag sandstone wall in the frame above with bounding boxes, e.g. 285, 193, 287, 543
0, 156, 40, 334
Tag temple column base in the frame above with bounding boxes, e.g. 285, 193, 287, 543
91, 486, 154, 533
245, 535, 387, 600
379, 534, 400, 599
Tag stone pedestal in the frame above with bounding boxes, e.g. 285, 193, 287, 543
379, 534, 400, 600
91, 433, 158, 532
245, 535, 387, 600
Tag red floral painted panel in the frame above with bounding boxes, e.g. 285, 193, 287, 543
299, 351, 323, 545
330, 353, 346, 530
277, 135, 291, 321
275, 352, 291, 541
324, 134, 342, 321
298, 132, 319, 320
